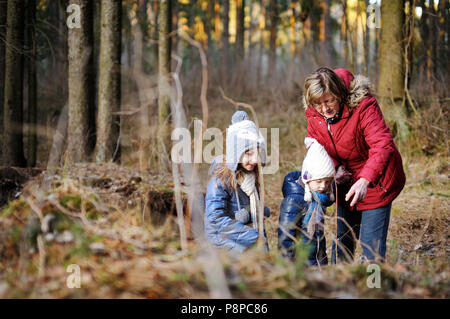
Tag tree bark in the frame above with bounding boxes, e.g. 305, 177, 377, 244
95, 0, 121, 163
0, 0, 7, 149
268, 0, 278, 74
221, 0, 230, 82
341, 1, 349, 68
27, 0, 37, 167
3, 0, 26, 167
151, 1, 159, 72
439, 0, 448, 75
67, 0, 95, 163
419, 0, 430, 80
430, 1, 438, 77
256, 3, 266, 88
235, 0, 245, 59
322, 0, 335, 67
378, 0, 405, 105
157, 0, 172, 170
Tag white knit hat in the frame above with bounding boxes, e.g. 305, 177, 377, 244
226, 111, 267, 172
301, 137, 335, 202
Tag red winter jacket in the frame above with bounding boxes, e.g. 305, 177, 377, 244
305, 68, 405, 211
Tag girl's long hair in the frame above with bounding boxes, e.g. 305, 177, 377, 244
211, 158, 260, 192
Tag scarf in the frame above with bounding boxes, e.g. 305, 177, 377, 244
324, 104, 343, 124
302, 191, 333, 236
237, 172, 260, 231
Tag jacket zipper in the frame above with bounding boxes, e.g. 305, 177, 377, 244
326, 122, 342, 163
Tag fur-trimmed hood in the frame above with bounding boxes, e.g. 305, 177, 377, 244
303, 68, 372, 109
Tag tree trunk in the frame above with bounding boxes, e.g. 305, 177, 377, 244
289, 0, 297, 55
341, 1, 349, 68
419, 0, 430, 80
3, 0, 26, 167
439, 0, 449, 75
323, 0, 335, 67
378, 0, 405, 104
268, 0, 278, 74
67, 0, 94, 163
95, 0, 121, 163
256, 4, 266, 88
235, 0, 245, 59
151, 1, 159, 72
0, 0, 7, 152
27, 0, 37, 167
430, 1, 438, 78
172, 0, 178, 52
221, 0, 230, 82
378, 0, 407, 140
137, 0, 149, 73
157, 0, 172, 171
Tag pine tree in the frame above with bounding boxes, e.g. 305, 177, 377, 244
3, 0, 26, 167
95, 0, 122, 163
27, 0, 37, 167
378, 0, 405, 105
67, 0, 95, 163
157, 0, 172, 170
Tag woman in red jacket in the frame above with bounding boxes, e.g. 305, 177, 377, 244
303, 67, 405, 263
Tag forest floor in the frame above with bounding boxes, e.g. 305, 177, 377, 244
0, 154, 448, 298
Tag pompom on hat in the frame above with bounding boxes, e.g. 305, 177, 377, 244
301, 137, 335, 202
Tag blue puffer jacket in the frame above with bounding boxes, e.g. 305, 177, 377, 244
204, 176, 259, 253
278, 171, 334, 265
278, 171, 308, 259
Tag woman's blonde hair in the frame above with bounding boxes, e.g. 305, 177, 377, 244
303, 67, 348, 109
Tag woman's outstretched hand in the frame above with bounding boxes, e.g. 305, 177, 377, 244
345, 177, 370, 207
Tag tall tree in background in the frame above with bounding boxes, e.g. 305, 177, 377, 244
340, 0, 349, 68
418, 0, 430, 80
67, 0, 95, 163
27, 0, 37, 167
322, 0, 336, 67
438, 0, 449, 75
221, 0, 230, 82
151, 1, 159, 72
268, 0, 278, 74
378, 0, 407, 140
0, 0, 7, 150
3, 0, 26, 167
95, 0, 122, 163
158, 0, 172, 170
429, 0, 438, 77
378, 0, 405, 107
235, 0, 245, 59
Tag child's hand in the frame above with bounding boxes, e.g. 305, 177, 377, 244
235, 208, 250, 224
345, 178, 370, 207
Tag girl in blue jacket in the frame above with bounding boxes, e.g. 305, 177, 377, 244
204, 111, 269, 254
278, 138, 335, 265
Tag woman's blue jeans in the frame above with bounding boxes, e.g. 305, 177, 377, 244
331, 203, 392, 263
